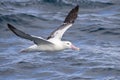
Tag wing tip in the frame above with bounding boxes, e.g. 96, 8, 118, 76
7, 23, 12, 28
64, 5, 79, 24
7, 23, 16, 31
7, 23, 20, 37
75, 5, 79, 10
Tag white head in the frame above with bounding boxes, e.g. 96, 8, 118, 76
63, 41, 80, 51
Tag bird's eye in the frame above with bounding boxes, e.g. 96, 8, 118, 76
67, 43, 70, 45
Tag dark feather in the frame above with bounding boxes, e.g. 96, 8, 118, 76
64, 5, 79, 23
8, 24, 53, 45
47, 5, 79, 39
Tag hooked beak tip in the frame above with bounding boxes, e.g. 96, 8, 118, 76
77, 48, 80, 51
75, 48, 80, 51
71, 45, 80, 51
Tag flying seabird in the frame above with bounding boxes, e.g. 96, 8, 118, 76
7, 5, 80, 52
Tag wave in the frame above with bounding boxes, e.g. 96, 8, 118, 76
0, 0, 114, 9
43, 0, 114, 8
80, 26, 120, 36
0, 14, 33, 24
0, 13, 46, 30
0, 0, 119, 37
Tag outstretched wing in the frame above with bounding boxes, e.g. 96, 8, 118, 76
47, 5, 79, 40
7, 24, 53, 45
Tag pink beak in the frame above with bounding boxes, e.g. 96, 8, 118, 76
71, 44, 80, 51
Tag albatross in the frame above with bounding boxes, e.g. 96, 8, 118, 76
7, 5, 80, 52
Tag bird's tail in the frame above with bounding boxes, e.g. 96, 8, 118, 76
19, 49, 29, 53
19, 45, 37, 53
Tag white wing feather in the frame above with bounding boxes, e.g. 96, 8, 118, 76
47, 5, 79, 40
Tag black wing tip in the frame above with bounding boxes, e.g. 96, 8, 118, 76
75, 5, 79, 10
7, 23, 18, 36
7, 23, 12, 28
7, 23, 16, 30
64, 5, 79, 23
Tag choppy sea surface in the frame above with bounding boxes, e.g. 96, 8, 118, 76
0, 0, 120, 80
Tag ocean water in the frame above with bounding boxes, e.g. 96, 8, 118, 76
0, 0, 120, 80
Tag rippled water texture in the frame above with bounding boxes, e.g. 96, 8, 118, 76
0, 0, 120, 80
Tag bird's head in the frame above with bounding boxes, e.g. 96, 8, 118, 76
63, 41, 80, 51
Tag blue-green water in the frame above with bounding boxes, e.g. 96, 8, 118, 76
0, 0, 120, 80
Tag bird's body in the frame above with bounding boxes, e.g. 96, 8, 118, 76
8, 5, 80, 52
22, 39, 64, 52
